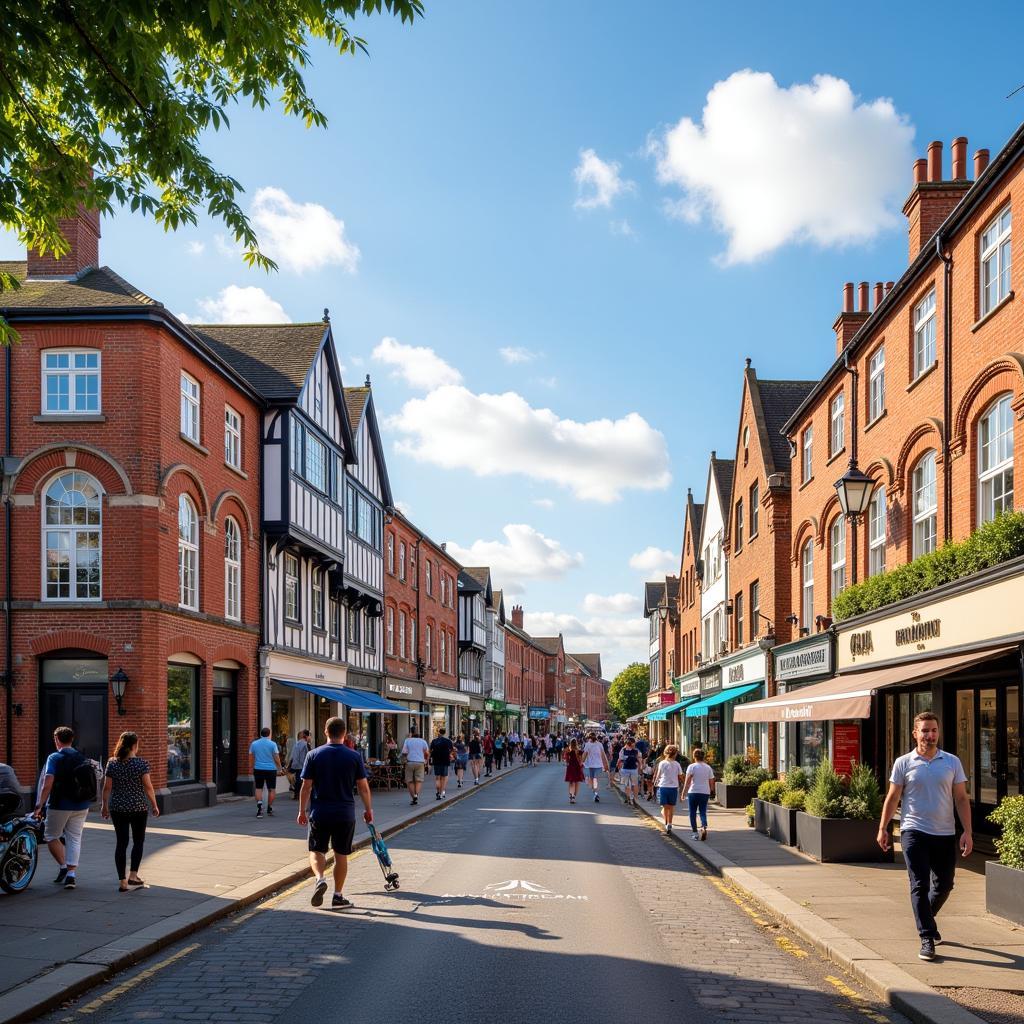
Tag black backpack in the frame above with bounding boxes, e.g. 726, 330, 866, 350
52, 750, 98, 804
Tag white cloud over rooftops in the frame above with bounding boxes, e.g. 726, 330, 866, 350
628, 546, 679, 576
573, 148, 634, 210
180, 284, 291, 324
371, 337, 463, 391
445, 524, 583, 594
250, 187, 360, 274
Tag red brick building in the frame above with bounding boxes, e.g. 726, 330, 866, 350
0, 215, 262, 811
507, 605, 556, 734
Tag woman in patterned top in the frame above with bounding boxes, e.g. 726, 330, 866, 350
101, 731, 160, 891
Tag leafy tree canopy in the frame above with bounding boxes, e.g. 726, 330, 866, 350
0, 0, 423, 341
607, 662, 649, 721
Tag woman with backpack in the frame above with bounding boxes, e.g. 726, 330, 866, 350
101, 731, 160, 891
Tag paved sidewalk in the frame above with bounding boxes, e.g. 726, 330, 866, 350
625, 788, 1024, 1024
0, 762, 524, 1023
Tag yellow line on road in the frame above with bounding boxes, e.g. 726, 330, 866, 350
825, 975, 864, 1000
775, 935, 808, 958
75, 943, 200, 1015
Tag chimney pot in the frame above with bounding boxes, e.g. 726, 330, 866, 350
951, 137, 968, 180
26, 207, 101, 280
913, 158, 928, 185
873, 282, 884, 309
927, 141, 943, 182
974, 148, 990, 178
858, 282, 869, 313
842, 282, 854, 313
885, 280, 894, 294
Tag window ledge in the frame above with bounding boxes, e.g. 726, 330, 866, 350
826, 446, 847, 467
972, 291, 1014, 332
798, 476, 815, 492
906, 362, 939, 393
225, 462, 248, 480
180, 434, 209, 457
863, 409, 888, 434
34, 414, 106, 424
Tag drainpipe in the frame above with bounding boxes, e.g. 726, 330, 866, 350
935, 234, 954, 544
4, 344, 12, 765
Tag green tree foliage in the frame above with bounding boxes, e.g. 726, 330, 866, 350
606, 662, 649, 721
0, 0, 423, 342
989, 795, 1024, 871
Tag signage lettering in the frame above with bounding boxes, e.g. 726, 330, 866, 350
774, 638, 832, 682
895, 618, 941, 647
849, 631, 874, 658
315, 672, 326, 680
782, 705, 813, 720
389, 683, 414, 696
728, 664, 745, 684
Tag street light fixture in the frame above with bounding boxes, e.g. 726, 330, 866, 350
110, 667, 129, 716
834, 459, 874, 521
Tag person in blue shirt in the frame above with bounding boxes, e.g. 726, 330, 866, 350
249, 727, 282, 819
298, 717, 372, 910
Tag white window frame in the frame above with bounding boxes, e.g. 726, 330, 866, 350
830, 517, 846, 601
399, 611, 407, 659
284, 552, 299, 621
978, 394, 1014, 524
440, 630, 447, 674
42, 471, 102, 600
224, 406, 242, 470
912, 452, 938, 557
399, 542, 406, 582
868, 346, 885, 423
830, 392, 845, 456
224, 516, 241, 621
750, 580, 760, 633
178, 494, 199, 610
330, 598, 340, 640
387, 607, 395, 655
180, 372, 201, 443
41, 349, 101, 414
346, 604, 360, 645
801, 539, 814, 631
387, 533, 395, 575
913, 289, 937, 379
980, 206, 1012, 317
734, 591, 744, 647
410, 619, 417, 665
734, 499, 744, 551
312, 568, 324, 631
868, 487, 886, 577
802, 426, 813, 482
425, 559, 432, 596
749, 482, 759, 538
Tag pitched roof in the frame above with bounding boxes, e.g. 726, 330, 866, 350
531, 636, 562, 655
344, 387, 369, 433
573, 653, 602, 677
688, 498, 705, 545
457, 569, 483, 593
194, 323, 328, 401
665, 576, 680, 602
710, 456, 735, 512
756, 378, 817, 473
463, 567, 492, 590
0, 261, 158, 310
644, 580, 666, 616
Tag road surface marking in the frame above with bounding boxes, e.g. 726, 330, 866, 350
75, 943, 200, 1014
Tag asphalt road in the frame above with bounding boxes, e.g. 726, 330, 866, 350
41, 765, 910, 1024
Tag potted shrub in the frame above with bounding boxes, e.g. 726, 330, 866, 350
718, 754, 773, 809
986, 795, 1024, 926
745, 801, 755, 828
754, 778, 785, 836
796, 762, 892, 863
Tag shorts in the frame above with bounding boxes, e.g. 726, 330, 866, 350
620, 768, 639, 782
307, 817, 356, 855
657, 787, 679, 806
254, 769, 278, 791
405, 763, 425, 784
433, 764, 450, 777
456, 756, 469, 768
587, 767, 603, 780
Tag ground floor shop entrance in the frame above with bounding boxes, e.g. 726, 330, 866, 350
39, 654, 109, 769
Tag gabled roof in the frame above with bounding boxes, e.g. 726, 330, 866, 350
344, 383, 394, 507
531, 636, 563, 656
463, 567, 492, 590
573, 653, 602, 677
0, 261, 157, 310
665, 576, 680, 603
644, 581, 666, 617
491, 589, 506, 623
755, 377, 817, 475
711, 456, 735, 513
343, 388, 369, 434
457, 569, 483, 593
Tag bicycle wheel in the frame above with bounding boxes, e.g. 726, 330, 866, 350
0, 827, 39, 894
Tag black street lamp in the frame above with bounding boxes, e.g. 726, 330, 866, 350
834, 459, 874, 520
110, 667, 129, 716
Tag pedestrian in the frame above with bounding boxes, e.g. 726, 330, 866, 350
430, 728, 455, 799
33, 726, 99, 890
523, 733, 534, 766
682, 747, 715, 840
652, 744, 685, 833
636, 734, 650, 761
101, 731, 160, 891
878, 711, 972, 962
454, 734, 469, 788
468, 728, 484, 784
483, 730, 495, 776
249, 727, 283, 818
287, 730, 311, 799
495, 731, 507, 770
544, 733, 554, 762
616, 737, 643, 806
401, 726, 430, 806
554, 734, 564, 761
563, 738, 585, 803
298, 717, 372, 910
582, 732, 610, 803
384, 732, 399, 765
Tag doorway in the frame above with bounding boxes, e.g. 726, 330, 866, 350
212, 668, 237, 795
39, 655, 109, 770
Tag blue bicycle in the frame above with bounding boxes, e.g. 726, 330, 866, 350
0, 793, 42, 894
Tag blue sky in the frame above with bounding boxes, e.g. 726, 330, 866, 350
6, 1, 1024, 676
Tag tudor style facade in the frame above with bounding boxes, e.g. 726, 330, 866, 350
456, 567, 488, 731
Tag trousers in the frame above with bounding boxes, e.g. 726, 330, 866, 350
112, 811, 149, 879
901, 828, 957, 938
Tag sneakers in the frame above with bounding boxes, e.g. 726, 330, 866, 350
441, 791, 447, 799
410, 796, 418, 806
53, 866, 69, 885
594, 793, 600, 803
934, 931, 942, 945
255, 802, 263, 818
266, 805, 274, 817
311, 878, 328, 907
436, 792, 442, 800
691, 831, 700, 840
64, 874, 76, 890
332, 895, 354, 910
919, 938, 936, 961
700, 827, 708, 841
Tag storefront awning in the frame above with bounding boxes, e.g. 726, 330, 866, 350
733, 644, 1017, 723
646, 697, 699, 721
686, 682, 762, 718
625, 712, 647, 723
274, 679, 412, 714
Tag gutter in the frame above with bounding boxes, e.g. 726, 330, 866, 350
3, 344, 11, 764
936, 233, 954, 543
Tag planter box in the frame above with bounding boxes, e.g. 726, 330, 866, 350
717, 782, 759, 809
986, 861, 1024, 926
795, 811, 893, 863
753, 799, 798, 845
754, 798, 772, 835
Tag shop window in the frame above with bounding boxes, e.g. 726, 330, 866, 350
178, 495, 199, 610
978, 394, 1014, 524
167, 663, 197, 783
800, 539, 814, 631
980, 205, 1012, 317
868, 487, 886, 577
829, 517, 846, 602
43, 471, 102, 600
912, 452, 937, 557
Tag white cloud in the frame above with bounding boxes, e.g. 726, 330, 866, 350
214, 233, 241, 258
629, 546, 679, 576
532, 498, 555, 509
499, 346, 538, 365
388, 385, 671, 503
651, 70, 915, 264
445, 524, 583, 593
573, 148, 634, 210
182, 285, 291, 324
582, 592, 642, 615
610, 219, 635, 238
522, 610, 648, 679
186, 240, 206, 256
250, 186, 360, 274
371, 337, 462, 391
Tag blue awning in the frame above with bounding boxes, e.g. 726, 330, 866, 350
274, 679, 414, 714
646, 697, 700, 721
685, 682, 763, 718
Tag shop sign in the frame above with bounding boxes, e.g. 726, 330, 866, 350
699, 668, 722, 696
678, 675, 700, 698
659, 691, 676, 705
774, 636, 832, 683
832, 723, 861, 778
484, 698, 506, 712
646, 690, 662, 708
721, 649, 765, 689
267, 651, 348, 688
528, 706, 549, 720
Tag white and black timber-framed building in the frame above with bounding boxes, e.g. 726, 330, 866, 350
457, 567, 489, 730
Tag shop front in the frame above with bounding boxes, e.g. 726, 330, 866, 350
528, 706, 549, 737
715, 647, 769, 765
484, 697, 506, 735
646, 688, 676, 745
504, 703, 524, 736
382, 677, 429, 749
684, 668, 760, 768
346, 671, 385, 758
425, 685, 470, 738
675, 672, 700, 750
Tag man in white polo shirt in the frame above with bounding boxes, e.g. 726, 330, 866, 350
877, 710, 972, 963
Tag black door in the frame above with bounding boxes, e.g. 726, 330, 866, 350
212, 692, 236, 794
39, 687, 108, 769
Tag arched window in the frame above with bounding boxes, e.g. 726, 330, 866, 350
978, 394, 1014, 524
829, 517, 846, 601
44, 471, 102, 600
912, 452, 937, 557
800, 539, 814, 630
224, 517, 241, 621
868, 487, 886, 577
178, 495, 199, 609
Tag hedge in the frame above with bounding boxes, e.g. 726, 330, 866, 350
832, 511, 1024, 622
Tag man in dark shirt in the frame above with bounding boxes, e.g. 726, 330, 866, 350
429, 728, 455, 801
298, 717, 372, 910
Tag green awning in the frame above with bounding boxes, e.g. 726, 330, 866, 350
646, 697, 700, 721
685, 682, 763, 718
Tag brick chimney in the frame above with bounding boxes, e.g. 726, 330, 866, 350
833, 281, 869, 356
26, 206, 101, 279
511, 604, 524, 629
903, 138, 972, 262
